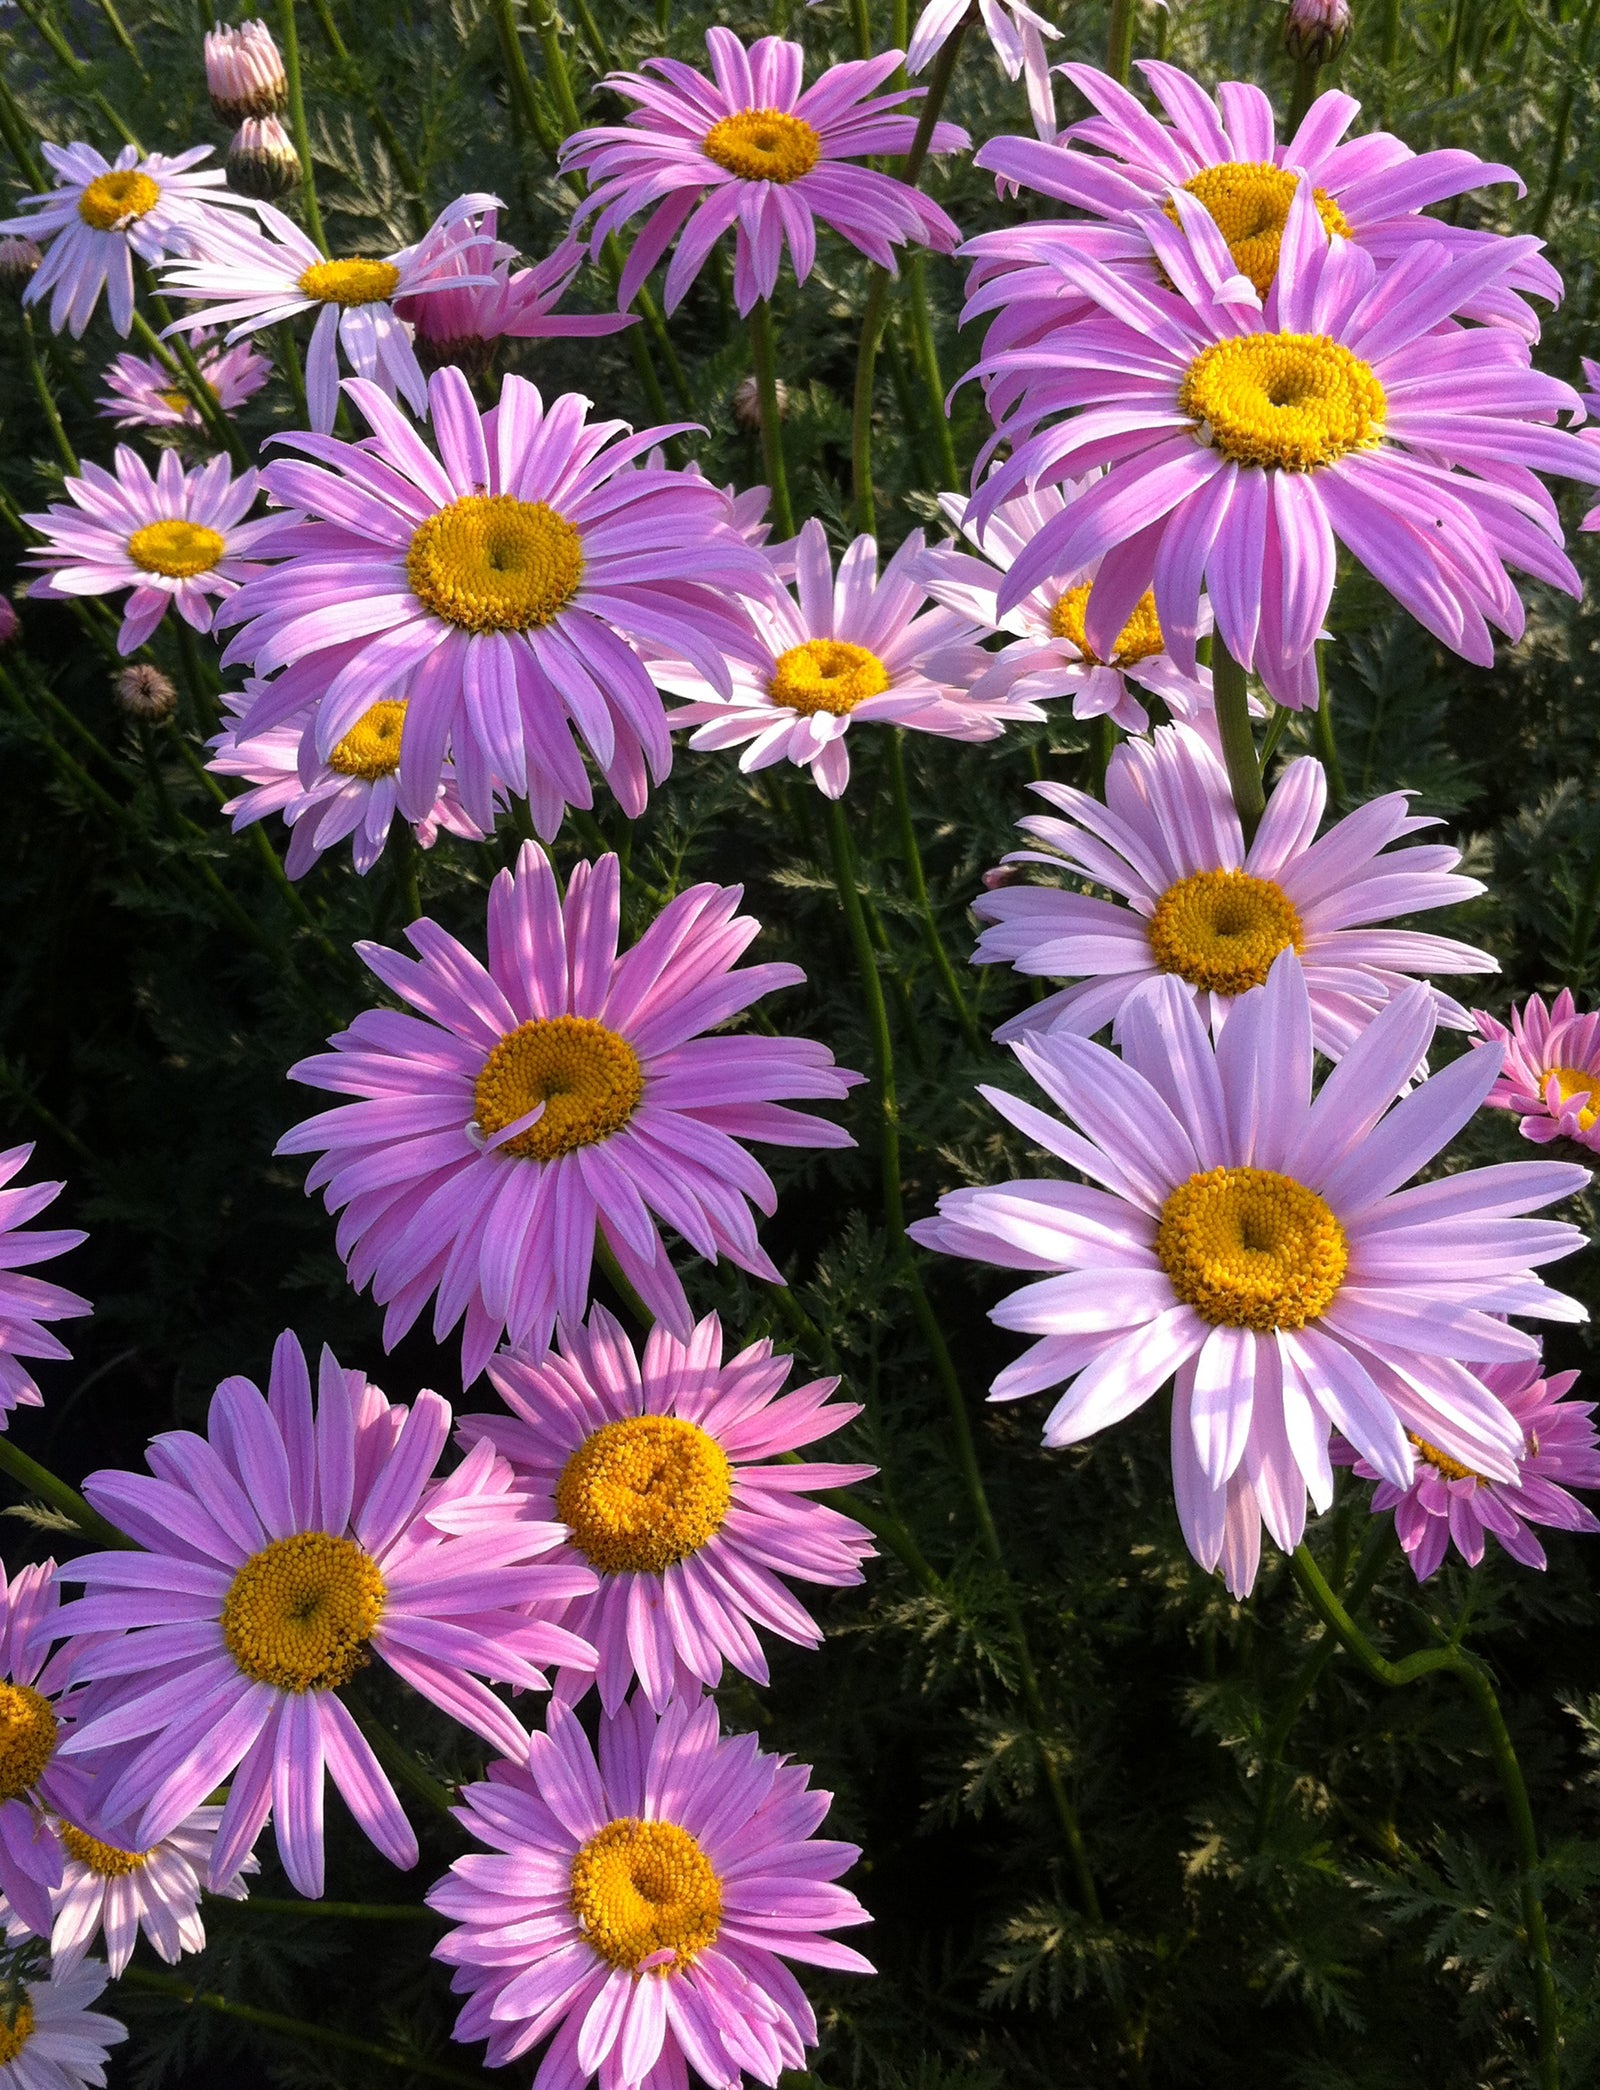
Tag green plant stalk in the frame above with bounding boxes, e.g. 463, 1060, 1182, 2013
1286, 55, 1323, 133
276, 0, 329, 253
1289, 1545, 1559, 2089
0, 1057, 93, 1167
116, 1969, 485, 2087
748, 299, 795, 538
1088, 713, 1116, 800
851, 14, 969, 534
1309, 637, 1346, 806
91, 0, 144, 72
1105, 0, 1138, 83
0, 68, 45, 185
9, 0, 139, 147
886, 730, 981, 1052
850, 0, 873, 58
491, 0, 562, 155
1532, 0, 1600, 236
126, 311, 249, 470
303, 0, 425, 220
20, 311, 79, 476
344, 1690, 459, 1821
227, 1895, 441, 1921
904, 253, 959, 489
1211, 636, 1265, 840
0, 1435, 133, 1550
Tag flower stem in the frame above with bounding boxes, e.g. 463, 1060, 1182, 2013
1289, 1545, 1559, 2089
885, 730, 981, 1052
227, 1895, 440, 1921
343, 1686, 459, 1822
127, 309, 250, 470
1286, 55, 1323, 134
904, 254, 959, 489
1105, 0, 1138, 84
1309, 638, 1346, 808
748, 299, 794, 539
303, 0, 425, 224
0, 69, 45, 186
0, 1435, 133, 1550
276, 0, 329, 255
19, 311, 78, 477
91, 0, 144, 74
1211, 636, 1264, 842
1532, 0, 1600, 236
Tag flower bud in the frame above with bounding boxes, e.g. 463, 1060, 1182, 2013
227, 115, 301, 200
0, 599, 18, 650
115, 665, 178, 722
205, 18, 288, 123
734, 374, 787, 429
982, 863, 1024, 891
1283, 0, 1351, 66
0, 238, 41, 293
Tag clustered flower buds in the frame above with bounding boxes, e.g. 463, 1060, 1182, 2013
114, 664, 178, 722
226, 114, 301, 199
204, 18, 288, 123
1283, 0, 1352, 66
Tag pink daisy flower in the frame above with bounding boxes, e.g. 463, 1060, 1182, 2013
0, 1144, 90, 1427
1336, 1354, 1600, 1580
918, 480, 1217, 736
0, 1959, 125, 2089
216, 367, 768, 834
157, 193, 500, 433
975, 722, 1495, 1055
658, 517, 1023, 800
0, 1562, 86, 1939
428, 1692, 872, 2080
24, 448, 287, 655
54, 1331, 597, 1899
965, 182, 1600, 710
208, 687, 488, 880
1473, 989, 1600, 1153
561, 28, 968, 316
908, 952, 1590, 1596
907, 0, 1061, 140
461, 1305, 875, 1712
0, 142, 255, 338
392, 218, 636, 380
966, 62, 1559, 359
96, 329, 271, 431
278, 844, 859, 1382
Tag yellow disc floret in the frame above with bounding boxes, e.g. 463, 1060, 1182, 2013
1545, 1064, 1600, 1133
220, 1531, 385, 1692
1147, 869, 1304, 996
297, 257, 402, 306
0, 1683, 57, 1802
407, 495, 584, 635
1179, 332, 1385, 472
702, 108, 821, 184
0, 1998, 33, 2067
1157, 1166, 1347, 1330
1407, 1432, 1483, 1486
570, 1817, 724, 1974
555, 1415, 734, 1575
1168, 162, 1351, 299
473, 1016, 644, 1162
1050, 581, 1165, 667
59, 1820, 149, 1876
768, 638, 891, 717
126, 519, 227, 579
78, 169, 160, 230
328, 699, 408, 780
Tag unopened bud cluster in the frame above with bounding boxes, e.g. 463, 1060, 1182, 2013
1283, 0, 1352, 65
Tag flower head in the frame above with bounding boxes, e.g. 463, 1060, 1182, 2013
0, 1562, 84, 1939
392, 218, 635, 380
0, 1145, 90, 1427
428, 1692, 872, 2078
0, 1959, 125, 2090
1473, 989, 1600, 1152
562, 27, 968, 316
226, 115, 301, 201
278, 845, 859, 1382
977, 722, 1494, 1055
660, 516, 1020, 799
0, 239, 41, 292
464, 1305, 875, 1711
908, 0, 1061, 140
157, 193, 500, 431
114, 665, 176, 721
204, 19, 287, 122
0, 143, 254, 338
910, 952, 1589, 1595
55, 1331, 597, 1897
965, 183, 1600, 708
217, 368, 768, 832
1284, 0, 1352, 65
24, 449, 286, 655
96, 329, 271, 431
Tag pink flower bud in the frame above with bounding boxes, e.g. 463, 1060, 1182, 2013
205, 18, 288, 123
227, 115, 301, 200
1284, 0, 1351, 65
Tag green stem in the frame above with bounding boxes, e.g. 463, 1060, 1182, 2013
904, 253, 959, 489
1105, 0, 1137, 83
849, 0, 873, 58
116, 1969, 484, 2086
19, 311, 78, 476
303, 0, 425, 218
0, 1436, 133, 1549
0, 69, 45, 186
886, 730, 981, 1052
227, 1895, 440, 1921
747, 299, 794, 538
1211, 636, 1264, 841
593, 1231, 654, 1329
1289, 1546, 1559, 2089
1088, 713, 1116, 800
343, 1690, 459, 1821
1309, 638, 1346, 807
276, 0, 328, 254
127, 310, 250, 470
168, 731, 342, 962
91, 0, 144, 71
0, 1056, 94, 1167
1286, 54, 1322, 133
1532, 0, 1600, 236
491, 0, 562, 154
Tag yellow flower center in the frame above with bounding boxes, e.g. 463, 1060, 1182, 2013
1157, 1166, 1347, 1330
702, 108, 821, 184
768, 638, 891, 717
406, 495, 584, 635
1545, 1064, 1599, 1133
0, 1683, 57, 1802
77, 168, 160, 230
555, 1415, 734, 1575
328, 699, 407, 780
1168, 162, 1352, 299
1179, 333, 1386, 472
297, 257, 402, 306
159, 387, 195, 416
570, 1818, 723, 1975
1049, 581, 1165, 667
1407, 1431, 1483, 1486
0, 1999, 33, 2068
1147, 869, 1304, 996
126, 519, 227, 579
473, 1016, 644, 1162
58, 1820, 149, 1876
220, 1531, 385, 1692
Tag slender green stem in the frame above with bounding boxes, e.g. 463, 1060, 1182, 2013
276, 0, 328, 254
91, 0, 144, 71
0, 1057, 93, 1167
0, 1436, 133, 1550
850, 0, 873, 58
0, 69, 45, 186
1105, 0, 1137, 83
19, 312, 78, 476
748, 299, 794, 538
9, 0, 139, 147
1532, 0, 1600, 236
1088, 714, 1116, 800
886, 730, 981, 1052
594, 1231, 654, 1329
1211, 636, 1265, 841
227, 1895, 440, 1921
1309, 638, 1346, 807
1289, 1546, 1559, 2089
127, 310, 250, 469
344, 1689, 459, 1821
491, 0, 562, 154
1286, 55, 1322, 132
904, 254, 959, 489
303, 0, 425, 218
